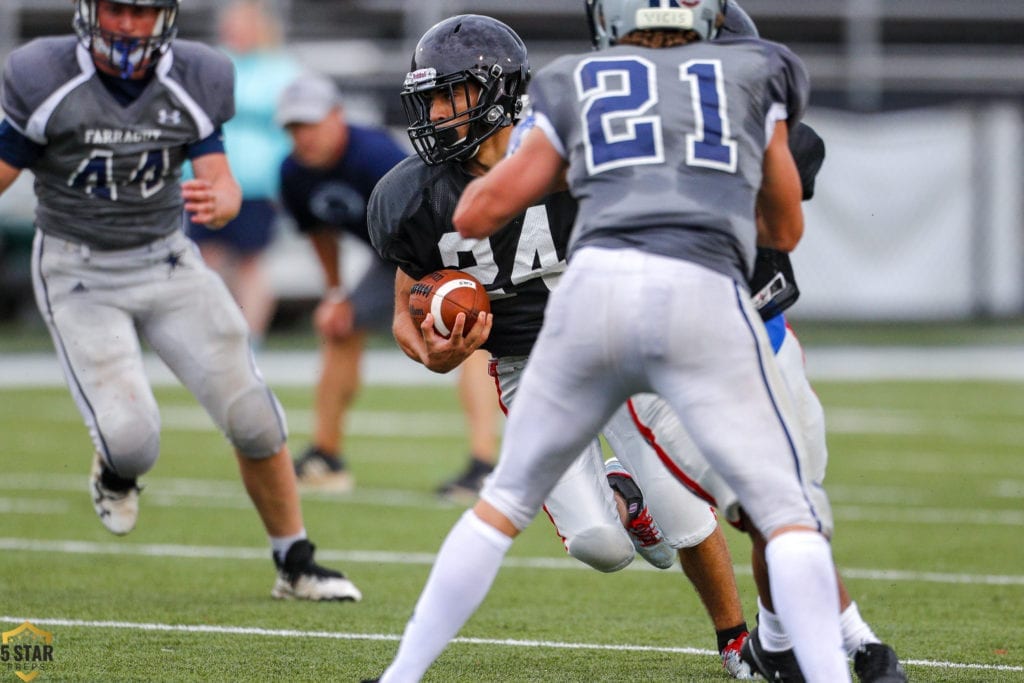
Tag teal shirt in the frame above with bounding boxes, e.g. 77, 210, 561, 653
222, 48, 301, 199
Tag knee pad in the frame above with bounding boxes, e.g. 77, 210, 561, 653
566, 524, 636, 573
225, 385, 287, 459
97, 406, 160, 478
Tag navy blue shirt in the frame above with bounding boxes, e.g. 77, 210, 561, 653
279, 124, 408, 246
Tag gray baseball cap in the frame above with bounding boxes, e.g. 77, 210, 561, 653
275, 72, 342, 126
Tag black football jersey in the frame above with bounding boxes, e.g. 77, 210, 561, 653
368, 155, 577, 357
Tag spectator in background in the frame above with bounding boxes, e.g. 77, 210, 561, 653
276, 72, 499, 495
187, 0, 300, 344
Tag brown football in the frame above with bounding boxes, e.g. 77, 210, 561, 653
408, 269, 490, 337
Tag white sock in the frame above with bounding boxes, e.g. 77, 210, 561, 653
381, 510, 514, 683
840, 601, 881, 656
755, 597, 792, 652
766, 531, 849, 682
270, 529, 306, 564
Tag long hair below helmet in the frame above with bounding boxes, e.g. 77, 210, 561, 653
401, 14, 530, 166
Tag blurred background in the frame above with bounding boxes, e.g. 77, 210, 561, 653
2, 0, 1023, 341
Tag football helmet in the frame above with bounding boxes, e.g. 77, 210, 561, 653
74, 0, 179, 79
586, 0, 727, 49
401, 14, 529, 166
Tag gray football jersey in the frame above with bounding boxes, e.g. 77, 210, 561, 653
1, 37, 234, 249
527, 37, 808, 283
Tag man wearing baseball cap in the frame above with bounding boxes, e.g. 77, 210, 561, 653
276, 72, 343, 128
276, 72, 501, 498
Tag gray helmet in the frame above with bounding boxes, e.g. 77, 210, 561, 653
401, 14, 530, 166
586, 0, 727, 49
74, 0, 179, 78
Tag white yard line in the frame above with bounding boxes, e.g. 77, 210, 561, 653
3, 346, 1024, 388
9, 398, 1024, 446
3, 463, 1023, 521
804, 346, 1024, 382
3, 470, 1023, 522
0, 350, 455, 388
1, 537, 1023, 587
155, 404, 467, 437
0, 615, 1020, 674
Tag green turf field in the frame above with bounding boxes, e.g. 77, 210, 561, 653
1, 378, 1022, 682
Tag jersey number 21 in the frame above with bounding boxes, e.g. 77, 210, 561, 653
576, 56, 737, 175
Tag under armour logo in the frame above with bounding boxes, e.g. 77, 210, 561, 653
157, 109, 182, 126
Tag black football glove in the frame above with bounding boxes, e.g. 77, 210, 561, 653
749, 248, 800, 321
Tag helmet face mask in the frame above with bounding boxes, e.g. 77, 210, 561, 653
401, 14, 529, 167
403, 73, 483, 166
74, 0, 180, 78
586, 0, 728, 49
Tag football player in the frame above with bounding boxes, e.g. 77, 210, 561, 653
368, 13, 755, 679
371, 0, 856, 679
0, 0, 358, 601
603, 4, 906, 681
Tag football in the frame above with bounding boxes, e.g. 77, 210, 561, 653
408, 269, 491, 337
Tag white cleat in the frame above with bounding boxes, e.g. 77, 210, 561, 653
626, 505, 676, 570
89, 452, 140, 536
721, 632, 758, 679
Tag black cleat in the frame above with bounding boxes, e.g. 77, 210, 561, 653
854, 643, 908, 683
739, 627, 806, 682
293, 446, 353, 492
436, 456, 494, 502
271, 539, 362, 601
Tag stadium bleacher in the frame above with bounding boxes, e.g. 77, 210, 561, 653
4, 0, 1024, 113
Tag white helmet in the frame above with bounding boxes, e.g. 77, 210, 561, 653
73, 0, 180, 78
586, 0, 727, 49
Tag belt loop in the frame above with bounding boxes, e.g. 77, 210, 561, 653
80, 244, 91, 261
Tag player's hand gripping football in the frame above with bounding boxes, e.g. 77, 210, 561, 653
418, 309, 492, 374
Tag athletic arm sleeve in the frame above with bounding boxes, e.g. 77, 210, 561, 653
186, 126, 226, 159
0, 119, 43, 168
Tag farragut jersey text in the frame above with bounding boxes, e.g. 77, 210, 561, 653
84, 129, 162, 144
